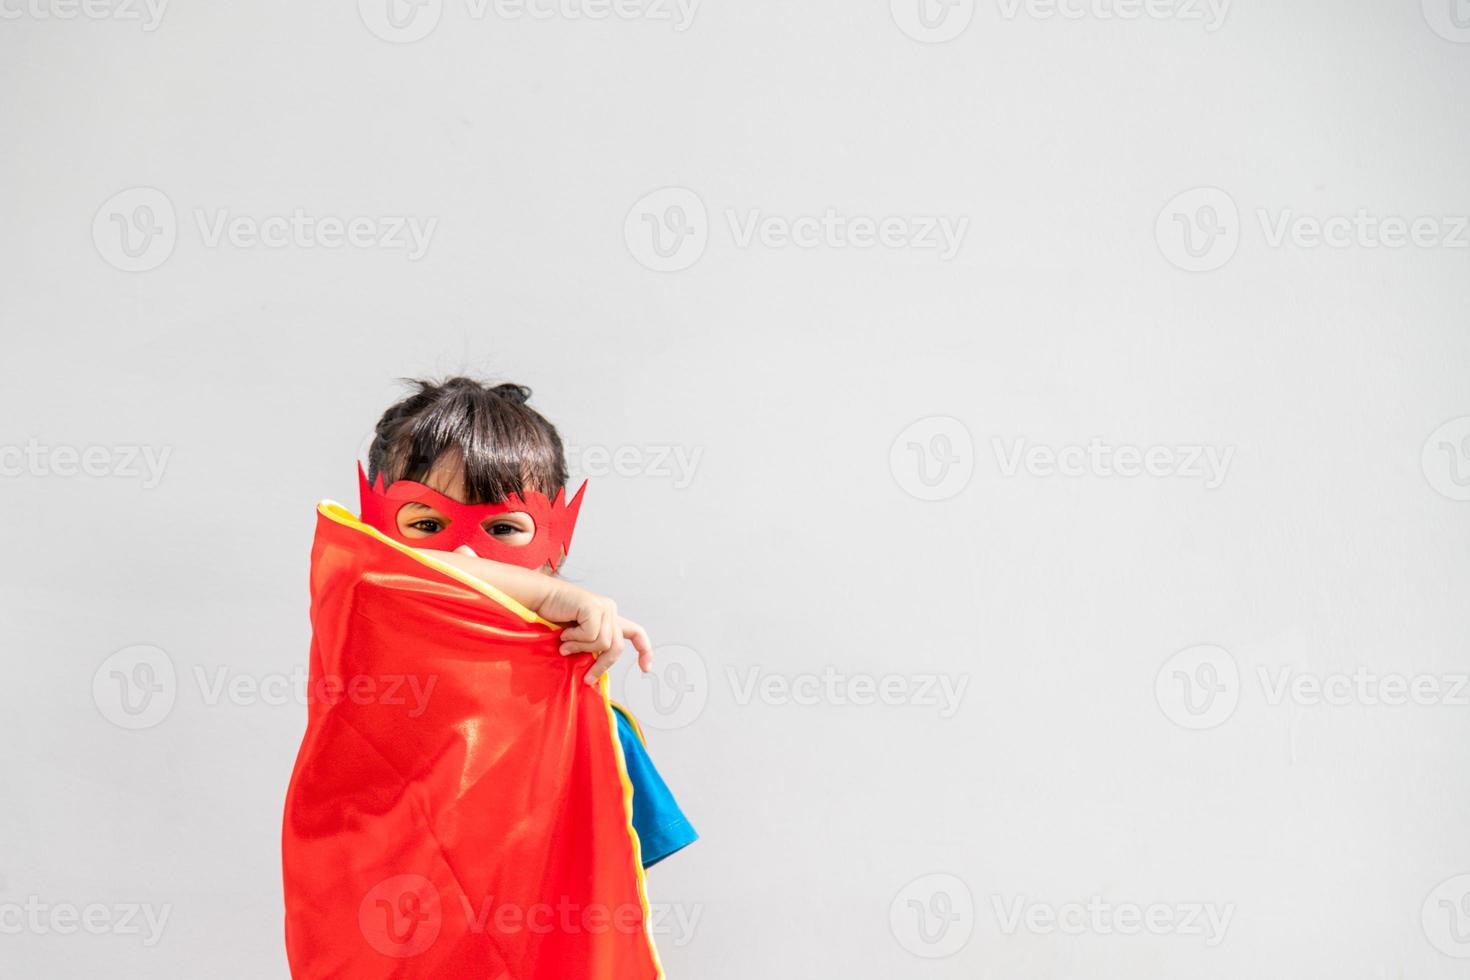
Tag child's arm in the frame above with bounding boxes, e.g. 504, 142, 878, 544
422, 546, 653, 685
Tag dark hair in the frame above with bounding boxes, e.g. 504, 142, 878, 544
367, 377, 569, 503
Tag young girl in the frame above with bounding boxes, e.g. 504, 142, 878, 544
283, 376, 693, 979
362, 376, 697, 868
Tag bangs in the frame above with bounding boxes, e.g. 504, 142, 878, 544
370, 379, 568, 504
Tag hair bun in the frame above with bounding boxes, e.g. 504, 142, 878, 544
491, 382, 532, 405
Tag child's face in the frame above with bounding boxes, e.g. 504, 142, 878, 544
394, 454, 542, 564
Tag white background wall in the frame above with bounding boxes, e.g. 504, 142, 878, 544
3, 0, 1470, 976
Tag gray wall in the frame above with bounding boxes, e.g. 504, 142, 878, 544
3, 1, 1470, 976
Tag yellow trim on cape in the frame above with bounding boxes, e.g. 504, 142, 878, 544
609, 700, 648, 747
599, 673, 664, 979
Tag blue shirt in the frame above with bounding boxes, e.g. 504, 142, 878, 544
611, 704, 697, 868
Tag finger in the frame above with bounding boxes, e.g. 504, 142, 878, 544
597, 612, 618, 658
559, 610, 602, 646
584, 648, 618, 685
559, 640, 608, 656
453, 545, 476, 556
621, 618, 653, 673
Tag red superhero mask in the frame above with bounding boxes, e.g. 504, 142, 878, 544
357, 463, 586, 571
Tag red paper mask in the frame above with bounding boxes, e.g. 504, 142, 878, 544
357, 463, 586, 571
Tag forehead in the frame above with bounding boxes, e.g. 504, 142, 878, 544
421, 454, 469, 504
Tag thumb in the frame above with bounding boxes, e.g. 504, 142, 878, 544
453, 545, 477, 556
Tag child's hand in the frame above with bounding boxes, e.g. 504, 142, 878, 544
424, 545, 654, 685
539, 579, 654, 685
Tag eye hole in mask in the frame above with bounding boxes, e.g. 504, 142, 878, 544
357, 463, 586, 571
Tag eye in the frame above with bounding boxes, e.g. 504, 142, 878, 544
409, 518, 445, 534
484, 521, 522, 537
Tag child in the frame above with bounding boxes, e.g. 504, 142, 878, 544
283, 377, 694, 979
362, 376, 697, 867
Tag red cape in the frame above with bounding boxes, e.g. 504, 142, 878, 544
282, 502, 661, 979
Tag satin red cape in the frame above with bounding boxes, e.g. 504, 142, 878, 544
282, 502, 661, 979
